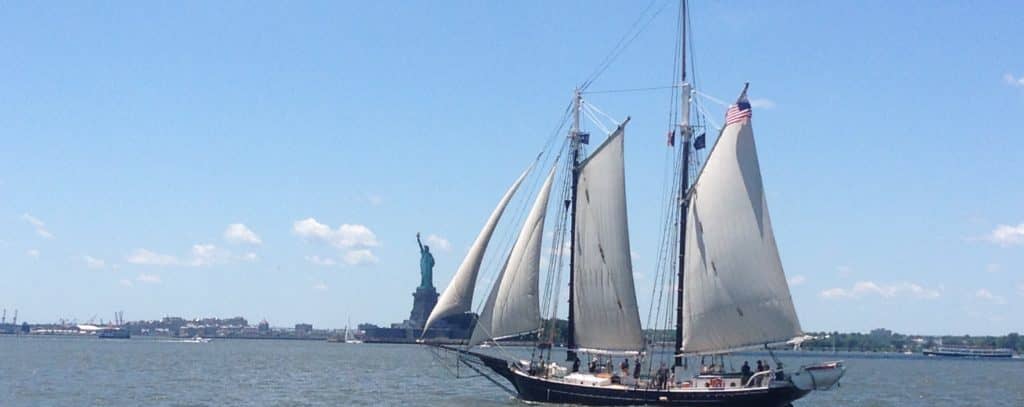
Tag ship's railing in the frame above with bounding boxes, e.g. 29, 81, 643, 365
744, 370, 773, 388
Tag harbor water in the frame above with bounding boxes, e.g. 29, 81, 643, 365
1, 335, 1022, 406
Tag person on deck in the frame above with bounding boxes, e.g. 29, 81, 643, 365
633, 358, 641, 379
588, 358, 597, 373
756, 360, 764, 372
775, 362, 785, 381
656, 363, 670, 389
620, 359, 630, 376
572, 357, 580, 373
741, 361, 752, 384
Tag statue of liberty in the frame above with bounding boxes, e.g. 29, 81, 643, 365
416, 232, 434, 289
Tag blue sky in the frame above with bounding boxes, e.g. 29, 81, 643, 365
2, 1, 1022, 335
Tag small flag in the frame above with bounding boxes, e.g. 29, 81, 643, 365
578, 132, 590, 145
694, 132, 706, 150
666, 130, 675, 147
724, 83, 752, 126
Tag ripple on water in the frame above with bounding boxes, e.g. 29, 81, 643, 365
1, 336, 1022, 406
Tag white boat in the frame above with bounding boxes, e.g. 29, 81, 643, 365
342, 319, 363, 344
421, 1, 844, 405
183, 336, 211, 343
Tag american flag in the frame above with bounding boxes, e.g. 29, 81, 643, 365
724, 99, 752, 126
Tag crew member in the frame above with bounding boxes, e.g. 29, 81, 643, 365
741, 361, 752, 384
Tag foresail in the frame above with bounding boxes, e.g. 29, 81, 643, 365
573, 122, 645, 353
424, 165, 532, 332
681, 112, 802, 355
470, 166, 556, 346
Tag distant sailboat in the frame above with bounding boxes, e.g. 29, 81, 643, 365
423, 1, 844, 405
344, 318, 363, 344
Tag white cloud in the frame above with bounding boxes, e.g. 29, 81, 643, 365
312, 281, 329, 291
1004, 73, 1024, 88
26, 249, 40, 258
294, 218, 379, 266
126, 249, 179, 266
819, 281, 940, 300
305, 255, 337, 266
819, 287, 850, 299
223, 223, 262, 245
975, 289, 1006, 304
119, 279, 133, 287
136, 273, 162, 284
788, 275, 806, 286
22, 213, 54, 239
189, 243, 231, 266
365, 193, 383, 206
424, 234, 451, 252
986, 263, 1001, 273
343, 249, 379, 266
84, 255, 106, 269
985, 223, 1024, 247
836, 265, 852, 277
126, 244, 252, 267
293, 218, 379, 248
749, 98, 776, 109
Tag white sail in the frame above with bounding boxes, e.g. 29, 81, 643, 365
572, 122, 645, 353
424, 165, 532, 332
680, 105, 802, 354
469, 166, 556, 346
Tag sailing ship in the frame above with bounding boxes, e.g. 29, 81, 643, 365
423, 1, 844, 405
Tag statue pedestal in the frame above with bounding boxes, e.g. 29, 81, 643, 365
407, 286, 438, 329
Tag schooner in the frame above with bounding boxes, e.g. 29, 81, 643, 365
423, 1, 845, 405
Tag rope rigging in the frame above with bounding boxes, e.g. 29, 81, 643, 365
581, 0, 676, 91
457, 0, 739, 378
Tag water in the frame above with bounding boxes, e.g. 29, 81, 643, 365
2, 336, 1022, 406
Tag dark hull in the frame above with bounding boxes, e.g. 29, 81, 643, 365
97, 330, 130, 339
472, 351, 809, 407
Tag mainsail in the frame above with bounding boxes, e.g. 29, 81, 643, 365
572, 122, 645, 353
469, 166, 556, 346
680, 95, 802, 354
424, 165, 532, 332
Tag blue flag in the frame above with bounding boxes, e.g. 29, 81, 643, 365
578, 132, 590, 145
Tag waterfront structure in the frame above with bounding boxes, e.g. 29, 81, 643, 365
359, 234, 475, 343
407, 233, 440, 330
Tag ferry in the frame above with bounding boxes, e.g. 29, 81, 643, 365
923, 346, 1013, 358
97, 327, 130, 339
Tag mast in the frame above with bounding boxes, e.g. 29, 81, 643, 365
674, 0, 690, 368
566, 88, 582, 362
